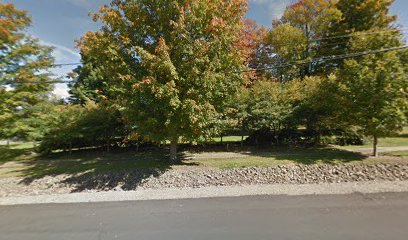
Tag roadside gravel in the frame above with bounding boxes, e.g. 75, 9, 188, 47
0, 163, 407, 198
2, 180, 408, 206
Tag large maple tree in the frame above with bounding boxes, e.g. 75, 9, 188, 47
78, 0, 248, 161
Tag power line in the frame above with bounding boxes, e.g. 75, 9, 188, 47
1, 80, 75, 85
241, 45, 408, 72
314, 27, 407, 42
47, 28, 408, 68
3, 45, 408, 85
51, 63, 81, 67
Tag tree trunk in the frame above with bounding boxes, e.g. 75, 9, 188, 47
107, 138, 110, 153
220, 135, 223, 144
6, 139, 10, 148
69, 141, 72, 155
373, 135, 378, 157
169, 138, 178, 163
305, 24, 312, 77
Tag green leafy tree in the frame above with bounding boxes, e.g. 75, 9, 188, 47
266, 24, 307, 81
22, 98, 64, 144
334, 0, 396, 33
338, 33, 408, 156
38, 103, 85, 154
0, 3, 54, 141
322, 0, 398, 68
38, 102, 124, 154
293, 75, 348, 141
233, 80, 305, 133
68, 54, 110, 104
77, 0, 248, 162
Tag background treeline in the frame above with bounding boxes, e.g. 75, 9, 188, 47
1, 0, 407, 160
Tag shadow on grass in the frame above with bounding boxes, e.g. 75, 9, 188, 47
240, 147, 368, 165
13, 148, 197, 192
3, 143, 368, 192
0, 145, 33, 165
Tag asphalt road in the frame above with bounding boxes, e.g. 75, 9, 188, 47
1, 192, 408, 240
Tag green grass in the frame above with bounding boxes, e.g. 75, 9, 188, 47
384, 150, 408, 158
211, 136, 247, 143
0, 143, 35, 163
0, 129, 407, 179
0, 149, 200, 179
344, 137, 408, 149
185, 147, 371, 169
342, 127, 408, 149
163, 136, 247, 145
0, 143, 179, 178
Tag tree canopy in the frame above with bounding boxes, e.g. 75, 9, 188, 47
76, 0, 248, 161
0, 2, 54, 140
1, 0, 406, 159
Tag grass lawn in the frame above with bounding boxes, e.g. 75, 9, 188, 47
0, 127, 406, 178
184, 147, 406, 169
211, 136, 247, 143
342, 127, 408, 150
0, 144, 183, 178
384, 150, 408, 158
0, 143, 405, 179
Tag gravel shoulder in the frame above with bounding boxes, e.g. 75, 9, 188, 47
1, 180, 408, 206
0, 162, 407, 198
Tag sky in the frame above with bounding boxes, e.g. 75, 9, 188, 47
5, 0, 408, 98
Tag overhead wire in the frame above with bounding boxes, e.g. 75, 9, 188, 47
2, 28, 408, 85
2, 45, 407, 84
47, 27, 408, 67
240, 45, 408, 73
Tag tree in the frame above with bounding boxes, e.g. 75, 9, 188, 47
338, 32, 408, 156
38, 101, 124, 154
329, 0, 407, 156
334, 0, 396, 33
267, 0, 342, 79
233, 79, 305, 133
68, 54, 110, 105
322, 0, 398, 69
0, 3, 54, 141
266, 23, 307, 81
237, 18, 268, 84
77, 0, 248, 162
293, 75, 347, 141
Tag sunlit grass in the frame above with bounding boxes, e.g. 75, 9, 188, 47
384, 150, 408, 158
185, 148, 368, 169
0, 128, 406, 178
211, 136, 247, 143
341, 127, 408, 149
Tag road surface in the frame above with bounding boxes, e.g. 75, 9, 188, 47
1, 192, 408, 240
